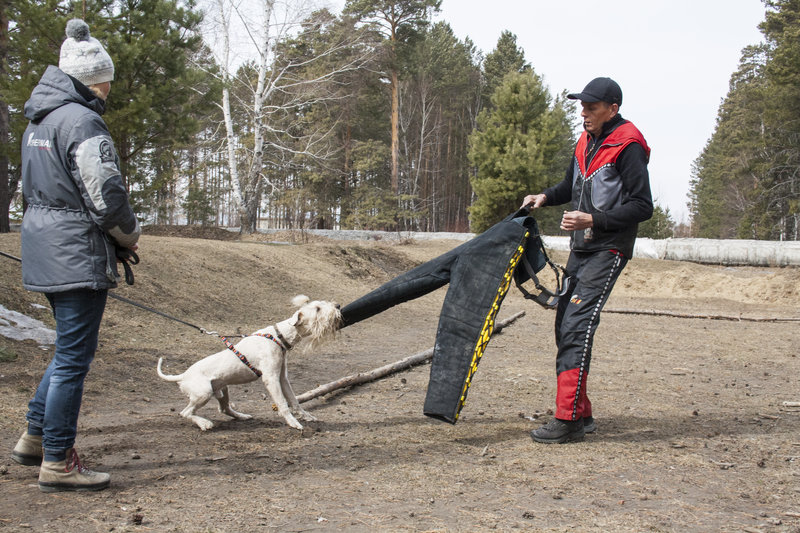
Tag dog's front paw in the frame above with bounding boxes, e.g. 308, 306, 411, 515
287, 418, 304, 430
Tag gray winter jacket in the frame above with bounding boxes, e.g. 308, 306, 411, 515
21, 66, 140, 293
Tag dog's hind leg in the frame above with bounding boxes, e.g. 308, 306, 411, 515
280, 357, 316, 422
216, 385, 253, 421
180, 403, 215, 431
179, 382, 216, 431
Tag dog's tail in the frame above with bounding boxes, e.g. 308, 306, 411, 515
156, 358, 184, 382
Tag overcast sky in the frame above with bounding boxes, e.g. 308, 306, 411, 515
323, 1, 766, 223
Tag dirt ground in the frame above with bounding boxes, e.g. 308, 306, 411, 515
0, 228, 799, 533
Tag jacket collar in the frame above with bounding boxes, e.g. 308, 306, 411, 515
68, 74, 106, 115
589, 113, 625, 142
23, 66, 105, 122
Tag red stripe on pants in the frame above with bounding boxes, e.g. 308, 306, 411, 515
556, 368, 592, 421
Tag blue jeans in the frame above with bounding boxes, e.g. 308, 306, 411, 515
26, 289, 108, 461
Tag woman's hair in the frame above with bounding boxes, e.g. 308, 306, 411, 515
88, 84, 107, 101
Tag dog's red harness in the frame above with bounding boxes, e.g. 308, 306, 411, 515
221, 332, 287, 378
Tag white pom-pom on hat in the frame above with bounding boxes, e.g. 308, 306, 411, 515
59, 18, 114, 87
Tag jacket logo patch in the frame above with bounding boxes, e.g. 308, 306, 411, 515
570, 295, 583, 305
99, 139, 115, 163
26, 133, 52, 149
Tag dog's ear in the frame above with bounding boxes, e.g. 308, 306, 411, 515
292, 294, 310, 307
290, 310, 302, 326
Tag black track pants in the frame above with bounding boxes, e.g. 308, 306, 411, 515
553, 249, 627, 421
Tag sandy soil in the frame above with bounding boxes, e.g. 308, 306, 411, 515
0, 228, 799, 533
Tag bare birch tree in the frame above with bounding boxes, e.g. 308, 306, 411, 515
203, 0, 373, 233
399, 72, 438, 230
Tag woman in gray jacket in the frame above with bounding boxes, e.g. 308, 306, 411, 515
11, 19, 140, 492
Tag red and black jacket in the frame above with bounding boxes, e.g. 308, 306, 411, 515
543, 114, 653, 258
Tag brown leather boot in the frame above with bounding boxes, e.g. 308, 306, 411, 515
38, 448, 110, 492
11, 432, 43, 466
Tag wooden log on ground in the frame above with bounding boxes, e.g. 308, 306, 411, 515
298, 310, 526, 404
603, 307, 800, 322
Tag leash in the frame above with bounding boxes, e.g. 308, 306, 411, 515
0, 249, 22, 262
109, 293, 229, 336
512, 207, 572, 309
0, 248, 241, 339
515, 249, 571, 309
1, 246, 290, 378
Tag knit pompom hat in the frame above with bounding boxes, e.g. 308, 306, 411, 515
59, 19, 115, 86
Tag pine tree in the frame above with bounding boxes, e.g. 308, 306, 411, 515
398, 21, 482, 231
273, 8, 383, 230
758, 0, 800, 239
344, 0, 441, 195
638, 204, 675, 239
97, 0, 214, 220
480, 30, 529, 111
691, 1, 800, 240
468, 71, 574, 233
0, 0, 69, 231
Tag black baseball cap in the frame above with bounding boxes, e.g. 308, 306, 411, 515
567, 77, 622, 106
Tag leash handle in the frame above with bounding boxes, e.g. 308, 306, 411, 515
115, 248, 139, 285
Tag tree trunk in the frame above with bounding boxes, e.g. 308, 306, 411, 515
390, 67, 399, 195
0, 3, 10, 233
0, 96, 9, 233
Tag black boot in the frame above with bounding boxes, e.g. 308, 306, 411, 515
530, 418, 585, 444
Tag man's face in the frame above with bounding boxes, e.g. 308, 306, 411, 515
580, 101, 618, 136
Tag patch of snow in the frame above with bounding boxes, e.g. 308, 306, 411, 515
0, 305, 56, 345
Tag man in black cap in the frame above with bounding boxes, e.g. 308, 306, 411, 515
521, 77, 653, 443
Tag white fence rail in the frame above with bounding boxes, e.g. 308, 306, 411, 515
541, 236, 800, 267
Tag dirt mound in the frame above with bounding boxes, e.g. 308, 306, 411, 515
142, 224, 240, 240
0, 230, 798, 532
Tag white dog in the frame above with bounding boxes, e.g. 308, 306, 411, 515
157, 295, 341, 431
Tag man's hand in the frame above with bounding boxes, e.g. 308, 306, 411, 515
521, 194, 547, 209
560, 210, 593, 231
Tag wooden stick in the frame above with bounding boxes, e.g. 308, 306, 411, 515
603, 307, 800, 323
298, 311, 526, 404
